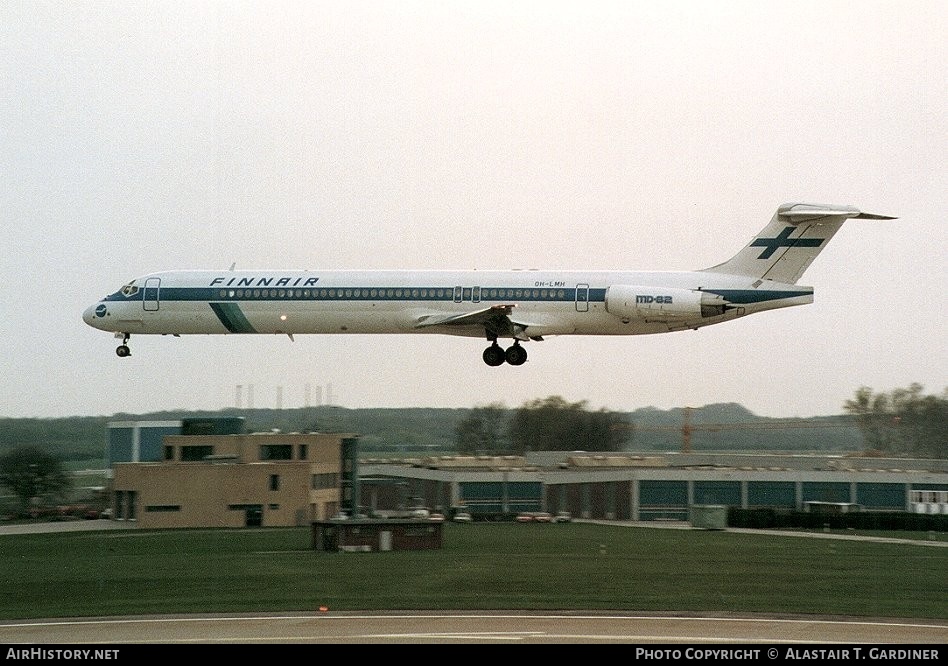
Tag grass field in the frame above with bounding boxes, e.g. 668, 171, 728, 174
0, 522, 945, 620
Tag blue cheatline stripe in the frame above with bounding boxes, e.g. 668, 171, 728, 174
209, 302, 257, 333
704, 289, 812, 304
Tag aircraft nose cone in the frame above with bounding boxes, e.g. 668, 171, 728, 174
82, 304, 95, 326
83, 302, 105, 328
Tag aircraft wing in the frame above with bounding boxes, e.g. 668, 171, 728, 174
414, 304, 535, 341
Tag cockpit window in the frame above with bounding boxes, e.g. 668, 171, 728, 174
120, 281, 140, 297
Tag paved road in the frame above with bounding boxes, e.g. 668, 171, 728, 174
0, 519, 134, 536
4, 518, 945, 547
581, 519, 948, 547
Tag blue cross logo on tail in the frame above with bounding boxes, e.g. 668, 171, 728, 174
751, 226, 824, 259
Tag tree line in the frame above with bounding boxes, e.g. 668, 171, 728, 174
843, 383, 947, 458
456, 383, 948, 459
458, 385, 945, 457
456, 396, 630, 454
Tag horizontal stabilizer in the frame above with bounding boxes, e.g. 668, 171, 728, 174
852, 212, 898, 220
778, 204, 897, 222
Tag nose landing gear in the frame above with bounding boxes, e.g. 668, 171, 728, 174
115, 333, 131, 358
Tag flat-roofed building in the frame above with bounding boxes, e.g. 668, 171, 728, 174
107, 417, 247, 466
112, 432, 357, 528
359, 452, 948, 522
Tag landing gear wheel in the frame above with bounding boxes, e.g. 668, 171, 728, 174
482, 344, 505, 367
505, 343, 527, 366
116, 333, 131, 358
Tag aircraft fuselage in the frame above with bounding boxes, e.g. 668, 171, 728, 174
83, 268, 810, 338
82, 204, 892, 365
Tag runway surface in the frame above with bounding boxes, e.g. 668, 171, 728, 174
2, 611, 946, 644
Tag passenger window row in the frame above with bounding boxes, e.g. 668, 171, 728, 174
217, 288, 570, 300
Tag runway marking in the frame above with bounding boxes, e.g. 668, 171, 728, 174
2, 613, 946, 631
0, 633, 903, 645
32, 634, 544, 644
360, 631, 546, 641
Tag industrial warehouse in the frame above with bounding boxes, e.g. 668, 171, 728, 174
360, 452, 948, 521
105, 418, 948, 532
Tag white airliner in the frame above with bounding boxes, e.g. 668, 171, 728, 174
83, 203, 893, 366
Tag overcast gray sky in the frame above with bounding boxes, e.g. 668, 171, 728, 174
2, 1, 945, 419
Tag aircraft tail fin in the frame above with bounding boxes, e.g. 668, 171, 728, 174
701, 203, 896, 284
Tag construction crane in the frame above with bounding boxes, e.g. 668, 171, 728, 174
613, 407, 858, 454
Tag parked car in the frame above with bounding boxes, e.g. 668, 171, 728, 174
553, 511, 572, 523
428, 513, 445, 523
515, 512, 534, 523
452, 512, 473, 523
533, 512, 553, 523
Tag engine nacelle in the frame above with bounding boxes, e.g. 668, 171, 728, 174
605, 285, 728, 321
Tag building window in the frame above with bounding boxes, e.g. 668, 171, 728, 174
312, 473, 339, 490
145, 505, 181, 512
297, 444, 308, 460
164, 446, 174, 461
269, 474, 280, 491
180, 445, 213, 462
268, 504, 280, 511
260, 444, 292, 461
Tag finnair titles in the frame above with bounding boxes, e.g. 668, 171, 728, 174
83, 203, 894, 366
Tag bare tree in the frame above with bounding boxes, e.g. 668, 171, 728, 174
456, 403, 509, 454
0, 446, 70, 515
844, 384, 947, 458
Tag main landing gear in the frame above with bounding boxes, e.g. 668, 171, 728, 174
116, 333, 131, 358
482, 341, 527, 367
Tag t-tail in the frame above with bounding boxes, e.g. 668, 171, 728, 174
702, 203, 896, 284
